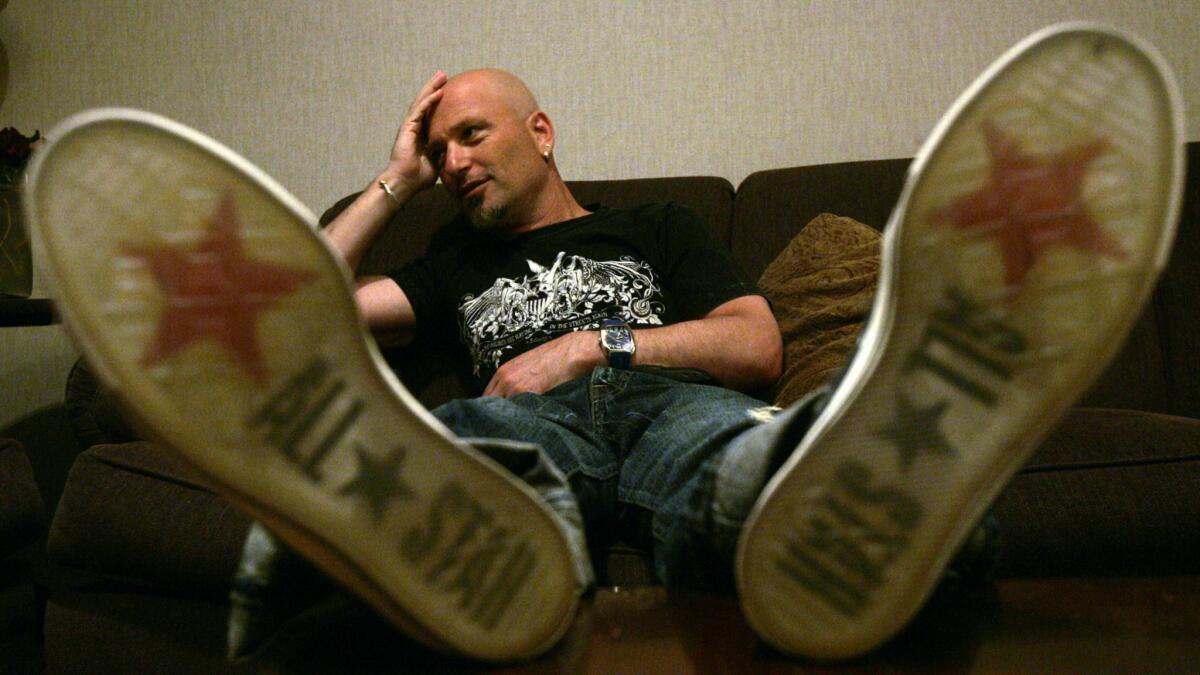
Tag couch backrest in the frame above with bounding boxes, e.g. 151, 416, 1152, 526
324, 143, 1198, 419
727, 143, 1200, 420
730, 157, 909, 278
1153, 142, 1200, 419
325, 177, 735, 279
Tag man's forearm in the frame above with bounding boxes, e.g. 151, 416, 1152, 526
322, 174, 412, 275
483, 295, 782, 398
631, 300, 783, 392
326, 70, 446, 275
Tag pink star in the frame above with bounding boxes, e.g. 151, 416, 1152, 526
124, 191, 317, 384
930, 121, 1126, 291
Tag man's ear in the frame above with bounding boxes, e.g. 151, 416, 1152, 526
526, 110, 554, 154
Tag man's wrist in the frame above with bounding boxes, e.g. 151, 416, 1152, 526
375, 171, 417, 208
562, 330, 608, 374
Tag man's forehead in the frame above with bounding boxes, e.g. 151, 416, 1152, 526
427, 80, 504, 137
428, 70, 538, 138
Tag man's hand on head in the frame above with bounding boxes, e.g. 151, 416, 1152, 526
381, 70, 447, 202
483, 331, 605, 398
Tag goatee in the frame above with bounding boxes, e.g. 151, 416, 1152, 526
469, 204, 509, 232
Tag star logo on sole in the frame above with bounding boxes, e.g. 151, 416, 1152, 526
123, 191, 317, 385
931, 121, 1126, 292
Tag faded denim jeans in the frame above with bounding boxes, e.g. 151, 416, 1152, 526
433, 366, 822, 591
229, 368, 995, 658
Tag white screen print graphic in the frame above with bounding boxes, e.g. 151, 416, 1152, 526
458, 252, 665, 376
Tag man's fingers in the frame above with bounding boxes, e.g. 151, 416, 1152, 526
406, 86, 444, 128
389, 72, 447, 170
415, 70, 447, 101
484, 379, 510, 398
484, 365, 535, 399
405, 71, 447, 126
483, 368, 504, 397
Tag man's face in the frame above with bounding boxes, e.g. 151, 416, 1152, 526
425, 76, 547, 231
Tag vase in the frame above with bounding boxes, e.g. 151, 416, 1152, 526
0, 176, 32, 297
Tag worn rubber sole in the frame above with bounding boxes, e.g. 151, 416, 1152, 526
24, 110, 578, 662
736, 23, 1184, 661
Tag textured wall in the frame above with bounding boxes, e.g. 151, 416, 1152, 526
3, 0, 1197, 215
1, 0, 1198, 424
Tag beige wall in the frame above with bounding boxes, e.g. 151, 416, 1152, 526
2, 0, 1198, 425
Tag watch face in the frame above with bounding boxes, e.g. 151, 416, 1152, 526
602, 325, 634, 352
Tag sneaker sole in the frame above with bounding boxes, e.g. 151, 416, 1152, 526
735, 23, 1184, 660
25, 109, 579, 662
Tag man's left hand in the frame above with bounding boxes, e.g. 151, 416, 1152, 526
483, 331, 603, 398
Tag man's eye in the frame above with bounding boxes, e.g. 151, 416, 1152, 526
462, 127, 479, 141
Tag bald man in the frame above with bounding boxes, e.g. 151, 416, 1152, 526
225, 68, 982, 665
286, 66, 811, 642
325, 69, 782, 397
260, 67, 990, 663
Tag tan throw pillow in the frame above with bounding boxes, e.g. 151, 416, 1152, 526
758, 213, 881, 408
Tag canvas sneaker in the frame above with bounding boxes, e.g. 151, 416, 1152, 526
23, 109, 580, 662
736, 23, 1184, 660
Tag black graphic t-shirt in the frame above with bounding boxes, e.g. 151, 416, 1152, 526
389, 202, 760, 388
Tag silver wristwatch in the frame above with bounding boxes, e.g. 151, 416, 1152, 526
599, 319, 635, 369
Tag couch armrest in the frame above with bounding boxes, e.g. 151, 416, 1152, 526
47, 441, 250, 596
0, 439, 45, 558
994, 408, 1200, 576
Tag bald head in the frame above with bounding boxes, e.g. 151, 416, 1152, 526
424, 69, 582, 233
442, 68, 541, 121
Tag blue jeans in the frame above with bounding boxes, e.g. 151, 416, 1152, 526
433, 367, 820, 591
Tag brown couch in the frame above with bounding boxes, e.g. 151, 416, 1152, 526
0, 438, 46, 675
35, 144, 1200, 672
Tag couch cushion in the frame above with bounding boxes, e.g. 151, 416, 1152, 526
0, 439, 46, 558
1023, 407, 1200, 470
994, 407, 1200, 576
757, 213, 880, 407
47, 442, 250, 596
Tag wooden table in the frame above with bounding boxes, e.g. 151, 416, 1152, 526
272, 576, 1199, 673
